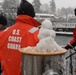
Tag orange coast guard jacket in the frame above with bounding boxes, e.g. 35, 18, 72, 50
0, 15, 41, 75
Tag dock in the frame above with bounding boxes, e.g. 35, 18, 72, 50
56, 31, 73, 36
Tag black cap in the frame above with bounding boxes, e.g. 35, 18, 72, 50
17, 0, 35, 17
0, 14, 7, 26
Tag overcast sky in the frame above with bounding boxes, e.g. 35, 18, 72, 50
28, 0, 76, 9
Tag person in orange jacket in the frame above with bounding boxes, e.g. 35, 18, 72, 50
65, 8, 76, 50
0, 0, 41, 75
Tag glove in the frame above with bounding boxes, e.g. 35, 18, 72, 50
64, 45, 72, 50
65, 41, 76, 50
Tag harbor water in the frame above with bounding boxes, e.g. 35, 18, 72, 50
56, 34, 76, 75
55, 35, 72, 46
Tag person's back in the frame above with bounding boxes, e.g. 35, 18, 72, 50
0, 0, 41, 75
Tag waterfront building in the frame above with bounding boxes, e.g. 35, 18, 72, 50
35, 13, 76, 32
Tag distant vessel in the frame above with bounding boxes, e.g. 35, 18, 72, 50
52, 17, 76, 32
35, 13, 76, 33
53, 21, 75, 32
34, 13, 55, 22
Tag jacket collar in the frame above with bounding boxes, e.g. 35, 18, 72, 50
16, 15, 41, 27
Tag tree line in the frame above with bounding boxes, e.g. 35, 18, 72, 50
1, 0, 75, 18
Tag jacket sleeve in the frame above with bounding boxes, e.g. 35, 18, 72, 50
27, 27, 39, 46
33, 29, 39, 43
65, 26, 76, 50
73, 26, 76, 38
65, 38, 76, 50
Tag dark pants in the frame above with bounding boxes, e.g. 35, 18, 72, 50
0, 63, 2, 75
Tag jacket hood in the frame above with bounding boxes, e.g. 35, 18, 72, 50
16, 15, 41, 27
